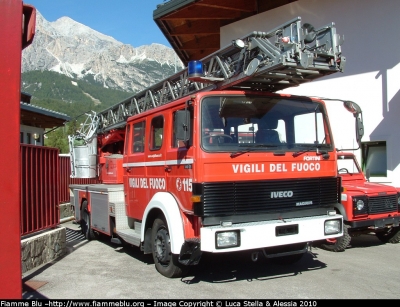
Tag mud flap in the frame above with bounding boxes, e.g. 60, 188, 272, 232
179, 238, 202, 265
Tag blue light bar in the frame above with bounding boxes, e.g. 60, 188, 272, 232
188, 60, 203, 78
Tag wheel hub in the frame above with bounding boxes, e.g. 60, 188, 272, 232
154, 228, 170, 263
326, 238, 337, 244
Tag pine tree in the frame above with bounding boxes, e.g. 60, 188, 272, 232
45, 125, 69, 153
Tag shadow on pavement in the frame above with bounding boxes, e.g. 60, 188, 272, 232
22, 222, 334, 296
22, 223, 89, 299
347, 233, 387, 249
180, 249, 327, 284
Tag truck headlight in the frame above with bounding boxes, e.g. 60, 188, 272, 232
352, 196, 368, 215
215, 230, 240, 249
356, 199, 364, 210
324, 219, 341, 235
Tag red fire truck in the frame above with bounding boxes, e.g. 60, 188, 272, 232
318, 152, 400, 252
68, 17, 363, 277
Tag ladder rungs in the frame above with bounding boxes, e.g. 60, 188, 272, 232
81, 17, 345, 135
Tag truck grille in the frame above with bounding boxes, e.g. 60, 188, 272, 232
193, 177, 340, 217
368, 195, 398, 214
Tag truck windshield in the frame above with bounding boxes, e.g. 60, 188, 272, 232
337, 155, 362, 174
201, 95, 333, 153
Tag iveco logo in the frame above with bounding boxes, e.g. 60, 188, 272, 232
271, 191, 293, 198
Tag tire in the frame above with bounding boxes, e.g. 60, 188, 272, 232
269, 253, 304, 265
376, 226, 400, 244
80, 201, 96, 241
151, 217, 187, 278
319, 224, 351, 252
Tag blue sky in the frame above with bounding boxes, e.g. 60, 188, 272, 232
25, 0, 172, 47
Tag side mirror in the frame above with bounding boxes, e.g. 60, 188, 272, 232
344, 100, 364, 147
343, 100, 362, 114
355, 116, 364, 146
174, 110, 191, 146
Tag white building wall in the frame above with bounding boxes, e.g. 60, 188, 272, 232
20, 124, 45, 146
221, 0, 400, 186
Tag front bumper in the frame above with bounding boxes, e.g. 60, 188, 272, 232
349, 216, 399, 229
200, 214, 343, 252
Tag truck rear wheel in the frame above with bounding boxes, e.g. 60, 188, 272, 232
319, 224, 351, 252
151, 217, 187, 278
80, 201, 96, 241
376, 226, 400, 244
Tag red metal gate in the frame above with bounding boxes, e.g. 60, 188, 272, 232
20, 145, 60, 236
20, 149, 102, 235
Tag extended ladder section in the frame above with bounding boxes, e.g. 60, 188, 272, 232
78, 16, 345, 136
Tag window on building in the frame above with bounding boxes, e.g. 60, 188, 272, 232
20, 132, 24, 143
361, 141, 387, 177
150, 116, 163, 150
27, 133, 32, 144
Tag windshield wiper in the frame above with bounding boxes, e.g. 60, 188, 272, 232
292, 145, 328, 158
230, 144, 277, 158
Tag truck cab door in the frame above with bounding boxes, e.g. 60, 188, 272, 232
123, 120, 146, 219
165, 107, 194, 213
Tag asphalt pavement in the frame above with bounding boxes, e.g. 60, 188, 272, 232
21, 221, 400, 300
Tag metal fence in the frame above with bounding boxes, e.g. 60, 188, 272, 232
21, 147, 100, 236
20, 144, 60, 236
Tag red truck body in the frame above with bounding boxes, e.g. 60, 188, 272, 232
319, 152, 400, 251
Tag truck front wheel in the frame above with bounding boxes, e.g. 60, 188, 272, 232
376, 226, 400, 244
319, 224, 351, 252
151, 217, 187, 278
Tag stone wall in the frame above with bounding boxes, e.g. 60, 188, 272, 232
21, 226, 66, 274
59, 202, 75, 221
21, 202, 75, 274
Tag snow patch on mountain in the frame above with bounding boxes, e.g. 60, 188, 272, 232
22, 10, 184, 93
51, 16, 122, 45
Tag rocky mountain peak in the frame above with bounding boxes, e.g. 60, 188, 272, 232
22, 10, 183, 93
